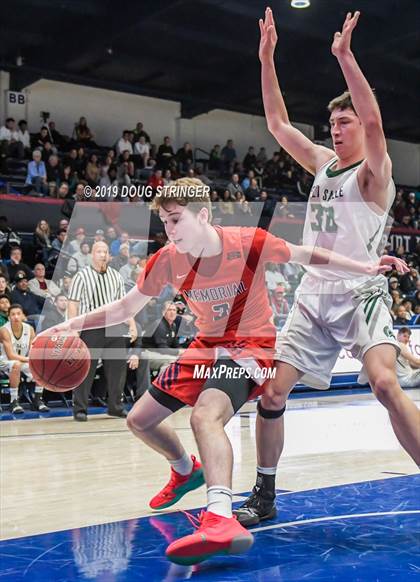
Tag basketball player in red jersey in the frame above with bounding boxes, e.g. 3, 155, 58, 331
43, 178, 406, 565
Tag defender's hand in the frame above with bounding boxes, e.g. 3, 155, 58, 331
259, 7, 278, 63
331, 11, 360, 58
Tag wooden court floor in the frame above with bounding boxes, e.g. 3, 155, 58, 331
1, 391, 419, 541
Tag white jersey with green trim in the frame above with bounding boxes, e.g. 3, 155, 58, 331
302, 158, 395, 281
0, 321, 32, 359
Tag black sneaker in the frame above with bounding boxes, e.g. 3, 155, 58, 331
10, 399, 24, 414
233, 487, 277, 527
31, 394, 50, 412
73, 411, 88, 422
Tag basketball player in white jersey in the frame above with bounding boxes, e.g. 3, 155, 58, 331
235, 9, 420, 526
0, 304, 49, 413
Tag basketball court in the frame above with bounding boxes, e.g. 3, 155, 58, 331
2, 389, 419, 580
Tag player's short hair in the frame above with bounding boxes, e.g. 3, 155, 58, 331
8, 303, 24, 314
152, 178, 212, 222
327, 90, 356, 114
397, 327, 411, 336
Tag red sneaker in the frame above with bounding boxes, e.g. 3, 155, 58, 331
149, 455, 205, 510
165, 511, 254, 565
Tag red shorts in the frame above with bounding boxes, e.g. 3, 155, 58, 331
152, 335, 275, 407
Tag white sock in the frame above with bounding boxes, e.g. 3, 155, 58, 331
207, 486, 232, 518
257, 465, 277, 476
10, 388, 18, 401
34, 386, 43, 394
169, 452, 193, 476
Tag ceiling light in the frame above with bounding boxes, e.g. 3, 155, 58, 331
291, 0, 311, 8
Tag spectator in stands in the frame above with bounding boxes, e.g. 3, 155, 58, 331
41, 140, 56, 161
74, 147, 87, 177
157, 136, 174, 170
256, 146, 268, 166
33, 220, 52, 264
0, 258, 9, 281
68, 227, 86, 254
176, 142, 193, 173
62, 164, 78, 192
25, 149, 48, 196
147, 168, 164, 192
389, 276, 402, 294
278, 195, 295, 218
241, 170, 254, 191
132, 122, 150, 143
74, 116, 97, 148
401, 299, 414, 321
99, 164, 118, 190
271, 284, 290, 328
7, 246, 33, 281
116, 130, 133, 156
0, 216, 21, 256
221, 139, 236, 174
142, 302, 184, 373
56, 182, 71, 200
33, 126, 50, 150
393, 304, 409, 325
265, 262, 287, 292
208, 144, 221, 172
400, 267, 418, 295
17, 120, 31, 157
41, 293, 68, 331
69, 241, 92, 273
0, 118, 24, 170
219, 189, 235, 218
11, 273, 44, 320
85, 153, 100, 185
60, 272, 73, 296
50, 229, 67, 260
110, 232, 130, 256
134, 135, 150, 166
227, 173, 243, 199
0, 277, 11, 301
110, 242, 129, 271
47, 121, 63, 148
119, 253, 141, 290
46, 154, 62, 196
0, 295, 10, 327
264, 151, 281, 187
28, 263, 60, 299
396, 327, 420, 388
244, 177, 260, 201
94, 229, 105, 243
243, 147, 257, 172
65, 148, 78, 173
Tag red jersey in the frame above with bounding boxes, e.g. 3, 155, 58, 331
136, 226, 290, 339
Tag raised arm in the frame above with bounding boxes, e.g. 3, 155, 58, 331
259, 7, 334, 175
331, 11, 392, 208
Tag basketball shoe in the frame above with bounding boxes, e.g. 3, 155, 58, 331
233, 476, 277, 527
166, 511, 254, 565
149, 455, 205, 510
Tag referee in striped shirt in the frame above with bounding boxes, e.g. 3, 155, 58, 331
68, 241, 137, 421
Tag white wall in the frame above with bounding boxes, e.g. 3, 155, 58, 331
26, 79, 180, 148
387, 139, 420, 186
0, 71, 10, 120
25, 79, 312, 159
23, 78, 420, 185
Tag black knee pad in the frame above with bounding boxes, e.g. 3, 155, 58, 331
257, 400, 286, 419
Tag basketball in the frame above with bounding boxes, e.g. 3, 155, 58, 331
29, 334, 90, 392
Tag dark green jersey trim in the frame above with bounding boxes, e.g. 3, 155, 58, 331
326, 158, 363, 178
